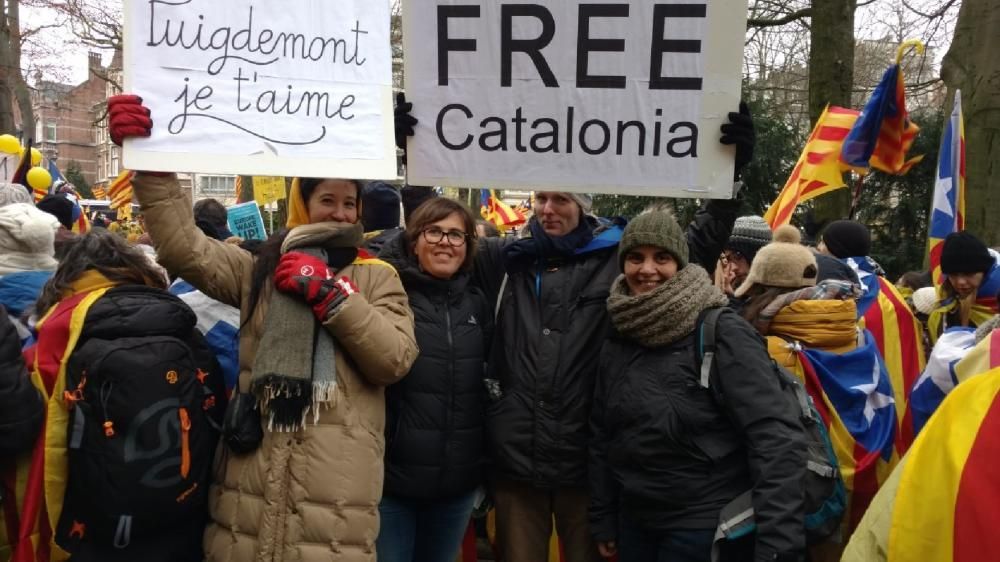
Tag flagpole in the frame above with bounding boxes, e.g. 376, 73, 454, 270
848, 172, 865, 220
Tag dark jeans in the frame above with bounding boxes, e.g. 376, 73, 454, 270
617, 519, 753, 562
376, 491, 477, 562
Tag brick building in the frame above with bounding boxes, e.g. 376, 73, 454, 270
24, 52, 109, 188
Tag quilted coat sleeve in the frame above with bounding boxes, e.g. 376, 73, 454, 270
686, 198, 739, 277
0, 307, 43, 455
133, 173, 253, 308
324, 263, 418, 386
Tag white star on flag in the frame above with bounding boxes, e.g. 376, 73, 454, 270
852, 358, 895, 425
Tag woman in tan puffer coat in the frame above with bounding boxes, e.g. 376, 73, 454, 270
110, 95, 419, 562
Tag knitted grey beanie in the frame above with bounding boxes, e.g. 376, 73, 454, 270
618, 210, 689, 271
567, 193, 593, 215
726, 215, 772, 263
0, 182, 32, 208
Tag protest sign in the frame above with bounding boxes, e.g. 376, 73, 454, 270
403, 0, 746, 198
252, 176, 286, 205
123, 0, 397, 179
227, 201, 267, 240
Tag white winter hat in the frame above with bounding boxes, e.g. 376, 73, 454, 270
0, 203, 60, 274
911, 286, 938, 315
0, 182, 32, 208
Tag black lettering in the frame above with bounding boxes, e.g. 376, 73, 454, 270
566, 106, 575, 153
653, 108, 663, 156
436, 104, 474, 150
234, 67, 252, 111
438, 5, 481, 86
576, 4, 628, 89
666, 122, 698, 157
530, 118, 559, 152
479, 117, 508, 151
579, 119, 611, 155
512, 107, 528, 152
650, 4, 705, 90
501, 4, 557, 87
616, 121, 645, 156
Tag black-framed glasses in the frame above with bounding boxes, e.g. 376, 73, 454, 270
421, 226, 469, 247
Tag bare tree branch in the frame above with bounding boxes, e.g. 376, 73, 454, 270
747, 7, 812, 28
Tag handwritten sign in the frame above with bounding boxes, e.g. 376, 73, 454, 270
227, 201, 267, 240
403, 0, 746, 198
123, 0, 397, 179
252, 176, 286, 205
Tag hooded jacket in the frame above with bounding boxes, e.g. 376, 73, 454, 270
379, 233, 492, 499
132, 173, 419, 562
474, 200, 738, 488
0, 203, 59, 276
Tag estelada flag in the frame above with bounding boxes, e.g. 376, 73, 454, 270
927, 92, 966, 286
840, 40, 924, 175
763, 106, 859, 228
888, 366, 1000, 561
797, 331, 900, 534
481, 189, 526, 228
847, 257, 926, 453
108, 170, 135, 211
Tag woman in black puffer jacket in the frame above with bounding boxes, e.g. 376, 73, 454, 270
589, 211, 806, 562
0, 306, 43, 455
377, 198, 492, 562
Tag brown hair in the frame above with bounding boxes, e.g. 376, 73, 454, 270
35, 229, 168, 314
739, 284, 791, 332
405, 198, 478, 271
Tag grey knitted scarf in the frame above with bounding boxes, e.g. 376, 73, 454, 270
607, 264, 729, 348
251, 222, 362, 432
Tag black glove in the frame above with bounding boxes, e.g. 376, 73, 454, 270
394, 91, 418, 152
720, 101, 755, 181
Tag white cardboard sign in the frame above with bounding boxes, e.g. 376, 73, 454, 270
123, 0, 397, 179
404, 0, 746, 198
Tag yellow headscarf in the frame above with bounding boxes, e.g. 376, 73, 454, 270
286, 177, 310, 229
286, 177, 364, 229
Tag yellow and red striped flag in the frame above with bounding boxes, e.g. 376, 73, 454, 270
108, 170, 135, 211
92, 185, 107, 200
888, 366, 1000, 561
480, 189, 526, 227
234, 175, 244, 203
764, 106, 860, 228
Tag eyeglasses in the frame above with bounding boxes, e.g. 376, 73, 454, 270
421, 226, 470, 247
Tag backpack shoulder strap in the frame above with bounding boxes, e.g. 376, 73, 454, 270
697, 307, 727, 389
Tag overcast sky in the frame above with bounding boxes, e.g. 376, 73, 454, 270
24, 1, 957, 87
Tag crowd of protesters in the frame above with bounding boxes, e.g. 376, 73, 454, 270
0, 82, 997, 562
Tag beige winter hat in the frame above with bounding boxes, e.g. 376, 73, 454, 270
733, 224, 818, 297
911, 286, 938, 315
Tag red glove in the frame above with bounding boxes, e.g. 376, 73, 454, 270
108, 94, 153, 146
274, 252, 358, 321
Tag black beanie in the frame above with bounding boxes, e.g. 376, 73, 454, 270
36, 194, 75, 230
361, 182, 401, 232
941, 231, 994, 275
401, 185, 437, 226
822, 220, 871, 259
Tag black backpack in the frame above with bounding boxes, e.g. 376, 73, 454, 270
697, 308, 845, 554
55, 287, 225, 561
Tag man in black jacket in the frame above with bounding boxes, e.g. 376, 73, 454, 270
0, 306, 44, 457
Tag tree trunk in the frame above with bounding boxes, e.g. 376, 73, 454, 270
941, 0, 1000, 246
0, 0, 17, 134
7, 0, 34, 142
807, 0, 857, 225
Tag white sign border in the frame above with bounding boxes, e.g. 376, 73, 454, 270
402, 0, 748, 199
121, 0, 399, 180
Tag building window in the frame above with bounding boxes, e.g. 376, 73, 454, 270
111, 155, 119, 176
45, 122, 57, 142
199, 175, 236, 197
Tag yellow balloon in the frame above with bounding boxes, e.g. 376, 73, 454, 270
30, 147, 42, 166
26, 167, 52, 191
0, 134, 20, 155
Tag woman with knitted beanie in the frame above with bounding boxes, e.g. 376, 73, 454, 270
735, 225, 895, 562
106, 94, 419, 562
589, 210, 806, 562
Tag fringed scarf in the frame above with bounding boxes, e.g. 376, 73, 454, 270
250, 222, 362, 432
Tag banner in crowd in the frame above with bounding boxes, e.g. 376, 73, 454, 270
928, 91, 966, 285
403, 0, 746, 197
252, 176, 286, 205
227, 201, 267, 240
122, 0, 397, 179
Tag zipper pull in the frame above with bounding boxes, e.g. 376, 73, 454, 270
179, 407, 191, 478
103, 420, 115, 438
